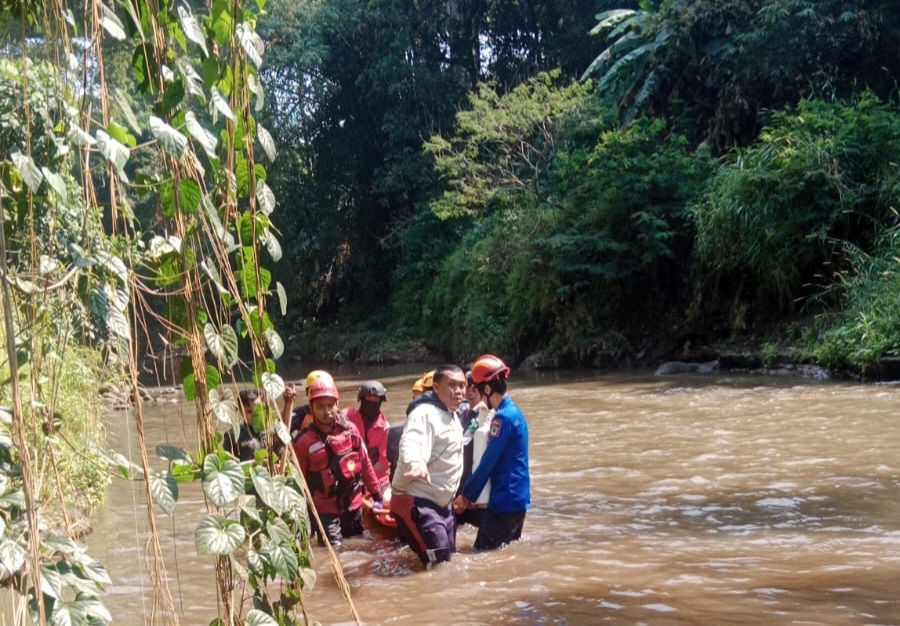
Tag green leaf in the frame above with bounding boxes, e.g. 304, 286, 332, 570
201, 454, 245, 507
209, 0, 234, 46
185, 111, 218, 158
262, 231, 282, 262
255, 181, 275, 215
171, 462, 199, 483
100, 2, 127, 40
150, 471, 179, 514
257, 124, 276, 162
249, 466, 282, 514
210, 86, 235, 123
275, 282, 287, 316
0, 539, 25, 578
247, 73, 265, 112
264, 329, 283, 360
40, 563, 63, 599
95, 130, 130, 179
178, 5, 209, 57
10, 151, 43, 191
158, 79, 186, 117
111, 452, 143, 480
203, 199, 235, 249
251, 468, 305, 520
68, 125, 96, 147
72, 552, 112, 586
40, 167, 67, 202
150, 115, 188, 156
244, 610, 277, 626
273, 420, 291, 446
179, 178, 202, 214
260, 541, 297, 582
204, 322, 239, 366
106, 119, 136, 147
194, 515, 246, 555
106, 305, 131, 340
182, 365, 221, 401
209, 387, 240, 426
236, 22, 265, 68
177, 58, 204, 98
261, 372, 284, 399
113, 87, 142, 133
247, 550, 266, 577
43, 534, 79, 555
156, 444, 191, 463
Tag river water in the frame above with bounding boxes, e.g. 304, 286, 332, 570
88, 370, 900, 625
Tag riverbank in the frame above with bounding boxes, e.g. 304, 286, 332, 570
282, 316, 900, 383
0, 333, 112, 536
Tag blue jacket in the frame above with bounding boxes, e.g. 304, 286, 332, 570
462, 395, 530, 512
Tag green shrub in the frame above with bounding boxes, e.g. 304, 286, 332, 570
810, 226, 900, 370
693, 93, 900, 305
414, 75, 713, 361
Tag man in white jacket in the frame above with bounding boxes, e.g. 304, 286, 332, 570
390, 364, 466, 566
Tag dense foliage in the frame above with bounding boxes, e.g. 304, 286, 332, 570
256, 0, 900, 371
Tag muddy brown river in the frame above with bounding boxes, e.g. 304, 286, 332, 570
86, 370, 900, 625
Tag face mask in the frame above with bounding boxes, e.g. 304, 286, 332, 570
360, 399, 382, 421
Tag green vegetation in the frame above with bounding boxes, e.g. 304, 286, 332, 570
259, 0, 900, 373
2, 0, 322, 623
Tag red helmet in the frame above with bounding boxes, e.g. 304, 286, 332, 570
470, 354, 511, 384
307, 378, 340, 402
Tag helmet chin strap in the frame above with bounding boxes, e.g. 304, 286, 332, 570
479, 383, 494, 409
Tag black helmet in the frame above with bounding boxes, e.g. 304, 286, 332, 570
357, 380, 387, 402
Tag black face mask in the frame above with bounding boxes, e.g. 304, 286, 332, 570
360, 399, 383, 421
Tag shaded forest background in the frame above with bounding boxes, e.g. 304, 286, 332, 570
249, 0, 900, 372
108, 0, 899, 371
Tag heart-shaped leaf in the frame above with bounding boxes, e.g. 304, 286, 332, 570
95, 129, 130, 179
185, 111, 218, 158
194, 515, 246, 555
257, 124, 276, 162
244, 609, 277, 626
201, 454, 245, 507
264, 329, 283, 360
260, 541, 297, 582
11, 151, 43, 191
256, 181, 275, 215
156, 444, 191, 463
150, 116, 188, 156
210, 86, 235, 123
275, 282, 287, 316
261, 372, 285, 399
209, 387, 240, 426
178, 5, 209, 57
236, 22, 265, 68
150, 471, 178, 514
204, 322, 238, 367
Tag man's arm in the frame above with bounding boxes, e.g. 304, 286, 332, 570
397, 408, 432, 482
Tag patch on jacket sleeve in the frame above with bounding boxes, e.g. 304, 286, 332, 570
489, 418, 502, 438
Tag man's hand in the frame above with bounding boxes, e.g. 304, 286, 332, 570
372, 486, 392, 514
452, 495, 471, 514
404, 461, 431, 484
282, 384, 297, 403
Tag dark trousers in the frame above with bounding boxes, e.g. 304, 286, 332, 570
474, 509, 526, 551
318, 508, 363, 546
391, 493, 457, 566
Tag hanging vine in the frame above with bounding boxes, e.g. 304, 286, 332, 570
0, 0, 361, 622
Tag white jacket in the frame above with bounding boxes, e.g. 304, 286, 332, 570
392, 397, 463, 508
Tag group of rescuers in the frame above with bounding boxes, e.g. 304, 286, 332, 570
224, 355, 530, 568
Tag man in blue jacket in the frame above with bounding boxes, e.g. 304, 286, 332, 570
453, 354, 530, 550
